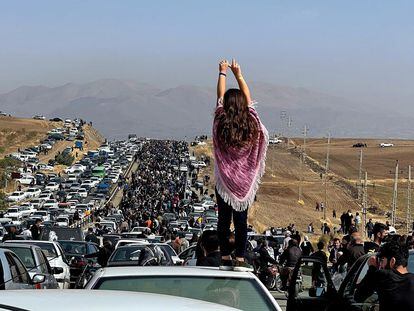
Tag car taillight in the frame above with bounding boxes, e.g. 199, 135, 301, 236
35, 283, 41, 289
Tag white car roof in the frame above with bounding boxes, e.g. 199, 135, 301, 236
91, 266, 255, 279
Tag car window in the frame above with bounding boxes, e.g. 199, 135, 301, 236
36, 249, 48, 274
3, 247, 36, 270
95, 276, 274, 311
5, 252, 30, 284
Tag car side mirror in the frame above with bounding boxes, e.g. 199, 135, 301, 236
52, 267, 64, 274
32, 274, 46, 284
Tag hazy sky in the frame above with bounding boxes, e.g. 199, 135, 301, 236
1, 0, 414, 109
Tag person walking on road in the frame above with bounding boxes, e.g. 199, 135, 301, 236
213, 59, 268, 272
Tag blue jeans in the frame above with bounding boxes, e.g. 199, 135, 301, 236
216, 189, 248, 258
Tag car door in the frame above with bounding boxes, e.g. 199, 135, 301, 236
5, 252, 33, 289
287, 256, 338, 311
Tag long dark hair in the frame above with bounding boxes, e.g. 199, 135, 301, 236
215, 88, 259, 149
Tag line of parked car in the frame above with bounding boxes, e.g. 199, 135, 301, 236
0, 137, 140, 290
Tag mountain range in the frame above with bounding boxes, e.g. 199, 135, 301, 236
0, 79, 412, 139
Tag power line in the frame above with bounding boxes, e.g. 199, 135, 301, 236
407, 165, 412, 234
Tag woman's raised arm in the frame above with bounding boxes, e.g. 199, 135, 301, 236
217, 60, 229, 100
230, 59, 251, 104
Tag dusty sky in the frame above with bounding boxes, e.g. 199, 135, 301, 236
1, 0, 413, 111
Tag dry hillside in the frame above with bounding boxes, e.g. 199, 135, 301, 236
0, 116, 57, 157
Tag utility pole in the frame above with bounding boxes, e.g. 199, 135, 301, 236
362, 171, 368, 236
357, 149, 363, 202
407, 165, 412, 234
298, 125, 308, 203
323, 133, 331, 220
391, 161, 399, 227
286, 116, 292, 148
280, 111, 287, 145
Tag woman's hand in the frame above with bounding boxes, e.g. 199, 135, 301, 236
219, 60, 229, 73
230, 58, 242, 77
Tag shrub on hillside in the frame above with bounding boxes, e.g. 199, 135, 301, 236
55, 153, 75, 166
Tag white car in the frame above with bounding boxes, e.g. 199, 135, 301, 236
380, 143, 394, 148
269, 138, 283, 144
65, 164, 86, 174
42, 199, 59, 210
0, 290, 238, 311
30, 198, 44, 209
56, 216, 70, 227
16, 175, 35, 185
77, 188, 88, 198
37, 163, 54, 171
85, 266, 282, 311
7, 191, 27, 202
4, 207, 23, 219
25, 187, 41, 198
67, 174, 78, 181
38, 193, 51, 202
193, 204, 205, 213
19, 203, 37, 217
32, 211, 49, 222
45, 182, 60, 191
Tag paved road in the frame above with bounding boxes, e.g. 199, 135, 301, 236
271, 291, 287, 310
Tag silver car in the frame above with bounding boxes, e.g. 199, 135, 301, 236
0, 244, 59, 289
0, 248, 45, 290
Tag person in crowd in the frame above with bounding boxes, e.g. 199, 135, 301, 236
300, 236, 314, 256
255, 238, 278, 286
85, 227, 99, 244
311, 241, 328, 288
85, 240, 114, 267
279, 239, 302, 290
338, 232, 365, 269
196, 230, 220, 267
283, 231, 292, 249
213, 59, 268, 272
364, 222, 388, 253
365, 218, 374, 240
329, 238, 342, 264
30, 219, 42, 240
2, 224, 18, 242
355, 240, 414, 311
354, 212, 361, 232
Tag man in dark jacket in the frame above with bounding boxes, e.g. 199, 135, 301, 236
279, 239, 302, 290
2, 224, 18, 242
196, 230, 220, 267
85, 227, 99, 244
256, 239, 278, 287
30, 219, 42, 240
355, 241, 414, 311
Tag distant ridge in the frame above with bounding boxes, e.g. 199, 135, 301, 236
0, 79, 412, 139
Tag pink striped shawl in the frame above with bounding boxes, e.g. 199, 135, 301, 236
213, 100, 269, 211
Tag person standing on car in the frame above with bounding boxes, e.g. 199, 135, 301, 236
355, 240, 414, 311
213, 59, 268, 272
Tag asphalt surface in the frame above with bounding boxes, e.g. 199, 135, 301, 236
271, 291, 287, 310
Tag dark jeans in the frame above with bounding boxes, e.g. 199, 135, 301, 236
216, 189, 248, 258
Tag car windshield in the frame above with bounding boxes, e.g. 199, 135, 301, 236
94, 276, 274, 310
59, 241, 87, 255
3, 247, 36, 269
7, 209, 18, 213
28, 243, 58, 258
111, 246, 146, 262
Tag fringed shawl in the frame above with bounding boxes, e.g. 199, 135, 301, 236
213, 99, 269, 211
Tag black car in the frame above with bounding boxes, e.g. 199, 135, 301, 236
287, 251, 414, 311
58, 240, 100, 287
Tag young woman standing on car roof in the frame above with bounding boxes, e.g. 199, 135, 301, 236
213, 59, 268, 271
